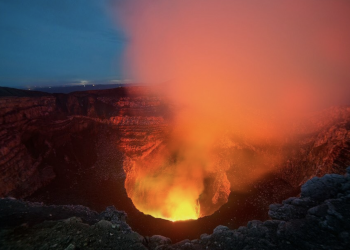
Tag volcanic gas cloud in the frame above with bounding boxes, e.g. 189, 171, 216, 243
114, 0, 350, 221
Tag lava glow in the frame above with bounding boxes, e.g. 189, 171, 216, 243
123, 134, 232, 221
123, 143, 206, 221
115, 0, 350, 221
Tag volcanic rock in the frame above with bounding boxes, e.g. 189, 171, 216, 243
1, 167, 349, 249
1, 86, 350, 246
164, 167, 350, 249
279, 106, 350, 187
0, 86, 169, 198
1, 86, 350, 200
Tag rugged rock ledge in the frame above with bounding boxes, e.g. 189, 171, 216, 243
1, 167, 349, 250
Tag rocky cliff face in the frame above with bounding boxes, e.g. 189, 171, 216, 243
279, 106, 350, 187
0, 87, 169, 198
0, 96, 57, 197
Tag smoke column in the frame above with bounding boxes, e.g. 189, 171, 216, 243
112, 0, 350, 220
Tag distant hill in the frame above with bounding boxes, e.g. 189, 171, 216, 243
0, 84, 150, 97
0, 86, 51, 97
33, 84, 126, 94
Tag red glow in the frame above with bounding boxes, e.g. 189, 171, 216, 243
114, 0, 350, 221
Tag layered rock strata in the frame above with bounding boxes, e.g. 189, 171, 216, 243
0, 87, 168, 198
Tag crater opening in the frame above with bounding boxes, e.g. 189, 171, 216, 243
22, 99, 349, 242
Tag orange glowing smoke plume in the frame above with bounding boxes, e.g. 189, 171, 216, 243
113, 0, 350, 221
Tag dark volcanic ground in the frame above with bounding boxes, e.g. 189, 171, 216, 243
28, 168, 299, 243
1, 167, 349, 250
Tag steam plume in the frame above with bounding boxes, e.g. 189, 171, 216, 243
113, 0, 350, 220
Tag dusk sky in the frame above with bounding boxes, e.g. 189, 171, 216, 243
1, 0, 350, 99
0, 0, 126, 88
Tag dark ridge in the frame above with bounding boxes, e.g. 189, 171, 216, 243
34, 84, 127, 94
0, 86, 51, 97
0, 85, 156, 99
0, 168, 349, 250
